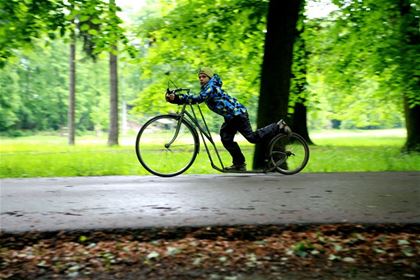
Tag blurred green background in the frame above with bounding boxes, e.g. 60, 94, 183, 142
1, 0, 419, 177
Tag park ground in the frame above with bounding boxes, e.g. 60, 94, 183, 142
1, 130, 419, 279
0, 224, 419, 279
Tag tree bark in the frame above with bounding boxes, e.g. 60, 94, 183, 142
108, 49, 119, 146
292, 102, 313, 144
68, 29, 76, 145
107, 0, 119, 146
399, 0, 420, 152
290, 3, 313, 145
403, 98, 420, 152
253, 0, 302, 169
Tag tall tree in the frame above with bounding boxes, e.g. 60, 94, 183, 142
69, 27, 76, 145
290, 1, 313, 144
399, 0, 419, 152
324, 0, 419, 151
67, 0, 107, 144
108, 47, 119, 146
253, 0, 302, 169
107, 0, 119, 146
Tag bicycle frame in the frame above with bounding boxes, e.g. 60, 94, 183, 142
172, 102, 226, 172
158, 87, 309, 175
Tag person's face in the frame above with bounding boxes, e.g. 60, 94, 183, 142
198, 74, 210, 86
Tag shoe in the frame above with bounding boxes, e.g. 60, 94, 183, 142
277, 119, 292, 135
224, 163, 246, 172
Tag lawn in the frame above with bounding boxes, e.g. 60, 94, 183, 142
0, 129, 419, 178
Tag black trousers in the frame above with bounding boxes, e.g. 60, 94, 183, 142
220, 113, 279, 165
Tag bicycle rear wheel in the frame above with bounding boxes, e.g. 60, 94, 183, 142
268, 132, 309, 175
135, 115, 199, 177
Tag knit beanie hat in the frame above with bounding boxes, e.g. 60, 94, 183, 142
198, 67, 214, 78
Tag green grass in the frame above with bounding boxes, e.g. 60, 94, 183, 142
0, 129, 419, 178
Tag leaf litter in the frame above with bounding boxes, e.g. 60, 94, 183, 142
0, 224, 418, 279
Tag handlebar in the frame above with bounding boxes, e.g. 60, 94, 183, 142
166, 88, 190, 95
166, 80, 190, 95
176, 88, 190, 92
171, 88, 190, 92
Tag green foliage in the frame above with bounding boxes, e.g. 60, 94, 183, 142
289, 3, 309, 111
306, 0, 419, 129
0, 69, 20, 130
0, 0, 65, 67
0, 0, 133, 66
130, 0, 269, 123
0, 39, 110, 132
0, 40, 67, 131
128, 0, 412, 132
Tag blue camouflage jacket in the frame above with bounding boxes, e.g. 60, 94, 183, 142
179, 74, 247, 120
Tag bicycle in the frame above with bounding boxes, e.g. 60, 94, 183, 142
135, 86, 310, 177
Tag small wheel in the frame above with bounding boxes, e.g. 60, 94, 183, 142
135, 115, 199, 177
268, 132, 309, 175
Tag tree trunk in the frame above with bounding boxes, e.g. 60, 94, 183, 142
68, 30, 76, 145
290, 2, 313, 145
253, 0, 302, 169
292, 102, 313, 144
403, 98, 420, 152
107, 0, 119, 146
108, 49, 119, 146
399, 0, 420, 152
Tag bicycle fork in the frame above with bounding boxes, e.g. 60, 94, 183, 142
164, 115, 184, 150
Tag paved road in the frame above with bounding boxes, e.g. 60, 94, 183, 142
1, 172, 419, 233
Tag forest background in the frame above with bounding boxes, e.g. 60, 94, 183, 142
0, 0, 419, 177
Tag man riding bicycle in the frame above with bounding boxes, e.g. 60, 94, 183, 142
166, 67, 291, 171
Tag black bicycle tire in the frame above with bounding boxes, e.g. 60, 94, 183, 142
268, 132, 310, 175
135, 115, 199, 177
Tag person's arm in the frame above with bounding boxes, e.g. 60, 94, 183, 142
179, 79, 216, 104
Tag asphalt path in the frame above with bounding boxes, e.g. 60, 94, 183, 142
1, 172, 419, 233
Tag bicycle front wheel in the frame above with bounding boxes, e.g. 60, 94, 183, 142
268, 132, 309, 175
135, 115, 199, 177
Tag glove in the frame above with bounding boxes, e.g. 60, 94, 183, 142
165, 92, 183, 104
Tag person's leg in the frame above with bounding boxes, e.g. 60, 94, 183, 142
220, 119, 246, 166
236, 113, 279, 144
